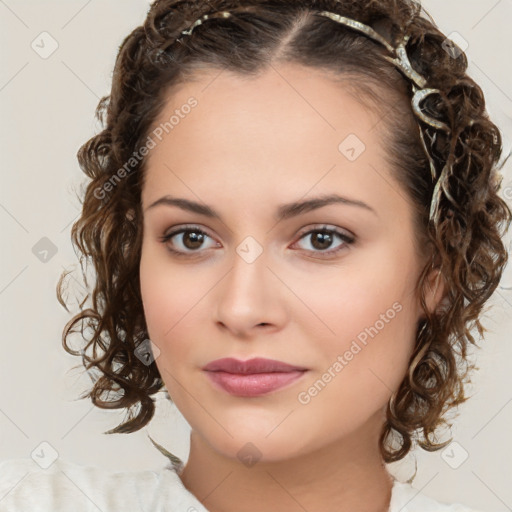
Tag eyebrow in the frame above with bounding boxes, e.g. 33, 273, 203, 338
144, 193, 378, 221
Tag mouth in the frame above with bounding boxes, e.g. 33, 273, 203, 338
202, 357, 308, 397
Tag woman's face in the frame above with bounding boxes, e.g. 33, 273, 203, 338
139, 63, 442, 462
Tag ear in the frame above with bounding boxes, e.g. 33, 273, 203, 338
423, 267, 446, 316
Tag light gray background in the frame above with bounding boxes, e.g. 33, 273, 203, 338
1, 1, 511, 510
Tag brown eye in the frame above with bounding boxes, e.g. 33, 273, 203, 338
293, 226, 355, 258
159, 226, 219, 256
309, 231, 335, 250
179, 230, 206, 250
158, 224, 355, 259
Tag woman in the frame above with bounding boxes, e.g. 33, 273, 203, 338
1, 0, 510, 510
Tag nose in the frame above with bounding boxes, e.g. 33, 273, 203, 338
214, 249, 286, 338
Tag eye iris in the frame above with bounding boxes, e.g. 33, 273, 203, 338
183, 230, 205, 250
171, 229, 341, 252
311, 231, 333, 250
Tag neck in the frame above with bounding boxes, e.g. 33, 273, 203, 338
178, 416, 394, 512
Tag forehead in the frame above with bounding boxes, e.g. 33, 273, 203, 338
141, 63, 408, 224
148, 64, 383, 158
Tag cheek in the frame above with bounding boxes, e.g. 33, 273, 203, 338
302, 265, 417, 391
139, 248, 212, 378
297, 265, 410, 340
139, 248, 187, 365
139, 257, 189, 400
139, 256, 169, 336
294, 295, 416, 441
139, 246, 195, 335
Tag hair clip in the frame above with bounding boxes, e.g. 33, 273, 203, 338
180, 11, 232, 37
316, 12, 427, 89
177, 8, 454, 224
316, 11, 454, 223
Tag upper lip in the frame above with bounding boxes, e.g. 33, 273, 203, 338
202, 357, 308, 374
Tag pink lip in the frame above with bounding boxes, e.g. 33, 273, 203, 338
202, 357, 307, 373
202, 358, 308, 397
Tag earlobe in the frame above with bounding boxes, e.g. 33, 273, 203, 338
424, 267, 446, 315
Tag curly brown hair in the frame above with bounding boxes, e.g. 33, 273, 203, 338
56, 0, 511, 463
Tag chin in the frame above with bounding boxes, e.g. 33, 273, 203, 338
197, 426, 317, 467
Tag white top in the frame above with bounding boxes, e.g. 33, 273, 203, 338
0, 457, 485, 512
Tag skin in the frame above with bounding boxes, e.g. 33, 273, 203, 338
139, 63, 445, 512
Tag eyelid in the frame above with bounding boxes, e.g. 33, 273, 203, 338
160, 223, 355, 258
295, 223, 354, 240
162, 223, 354, 241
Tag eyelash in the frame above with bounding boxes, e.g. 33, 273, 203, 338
158, 224, 355, 259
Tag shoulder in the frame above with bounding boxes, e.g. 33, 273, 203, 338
0, 457, 208, 512
390, 479, 488, 512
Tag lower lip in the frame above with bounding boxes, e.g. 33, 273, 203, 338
204, 370, 307, 397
